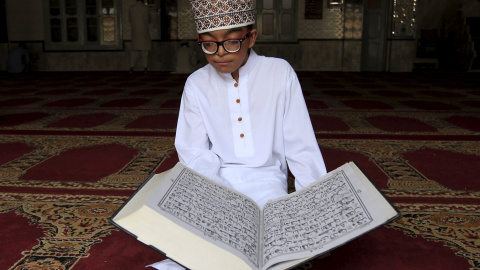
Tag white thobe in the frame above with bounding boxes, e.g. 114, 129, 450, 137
175, 50, 327, 208
129, 2, 151, 51
6, 46, 29, 73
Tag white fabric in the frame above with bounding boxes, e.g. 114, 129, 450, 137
6, 46, 29, 73
130, 50, 149, 68
147, 259, 185, 270
175, 45, 197, 74
129, 1, 152, 51
175, 50, 327, 208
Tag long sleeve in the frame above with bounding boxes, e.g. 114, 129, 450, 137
283, 68, 327, 190
174, 79, 232, 187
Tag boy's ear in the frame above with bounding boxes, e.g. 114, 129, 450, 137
247, 29, 258, 49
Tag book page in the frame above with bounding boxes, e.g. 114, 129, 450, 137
261, 162, 397, 269
149, 165, 262, 269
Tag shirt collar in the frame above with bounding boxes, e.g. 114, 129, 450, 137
239, 49, 258, 75
218, 49, 259, 81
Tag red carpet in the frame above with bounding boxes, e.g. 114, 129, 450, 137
125, 114, 179, 129
0, 142, 36, 166
444, 116, 480, 132
365, 115, 438, 132
0, 211, 46, 268
42, 98, 96, 107
403, 148, 480, 190
317, 226, 472, 270
0, 97, 43, 106
0, 112, 50, 127
100, 98, 150, 107
21, 144, 139, 182
401, 100, 460, 110
46, 113, 117, 128
310, 115, 350, 132
342, 100, 394, 110
0, 71, 479, 270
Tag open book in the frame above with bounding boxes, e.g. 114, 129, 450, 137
110, 162, 400, 270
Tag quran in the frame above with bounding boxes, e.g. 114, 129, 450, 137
110, 162, 400, 270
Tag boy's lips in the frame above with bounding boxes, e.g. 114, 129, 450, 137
214, 59, 231, 66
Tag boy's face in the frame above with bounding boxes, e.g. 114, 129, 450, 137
199, 27, 258, 78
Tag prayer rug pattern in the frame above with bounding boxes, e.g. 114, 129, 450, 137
0, 71, 479, 270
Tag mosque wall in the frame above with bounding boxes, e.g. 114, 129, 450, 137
1, 0, 478, 72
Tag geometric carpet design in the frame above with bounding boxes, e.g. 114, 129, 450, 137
0, 71, 479, 269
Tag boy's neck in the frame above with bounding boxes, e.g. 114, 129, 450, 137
231, 71, 240, 82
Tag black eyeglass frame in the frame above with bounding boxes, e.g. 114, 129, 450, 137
197, 31, 251, 55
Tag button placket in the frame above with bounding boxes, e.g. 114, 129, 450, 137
227, 77, 253, 157
234, 81, 245, 139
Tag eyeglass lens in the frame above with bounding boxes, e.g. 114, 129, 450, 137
202, 40, 241, 54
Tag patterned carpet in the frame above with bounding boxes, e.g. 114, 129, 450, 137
0, 71, 479, 269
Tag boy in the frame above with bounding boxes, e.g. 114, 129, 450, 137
149, 0, 327, 269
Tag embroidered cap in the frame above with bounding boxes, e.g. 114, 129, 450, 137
190, 0, 255, 33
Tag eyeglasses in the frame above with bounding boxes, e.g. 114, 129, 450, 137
198, 31, 250, 55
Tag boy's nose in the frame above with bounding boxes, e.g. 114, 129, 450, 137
216, 45, 228, 56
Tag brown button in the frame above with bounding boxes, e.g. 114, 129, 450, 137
238, 117, 243, 122
236, 99, 240, 103
234, 82, 238, 87
240, 133, 244, 138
